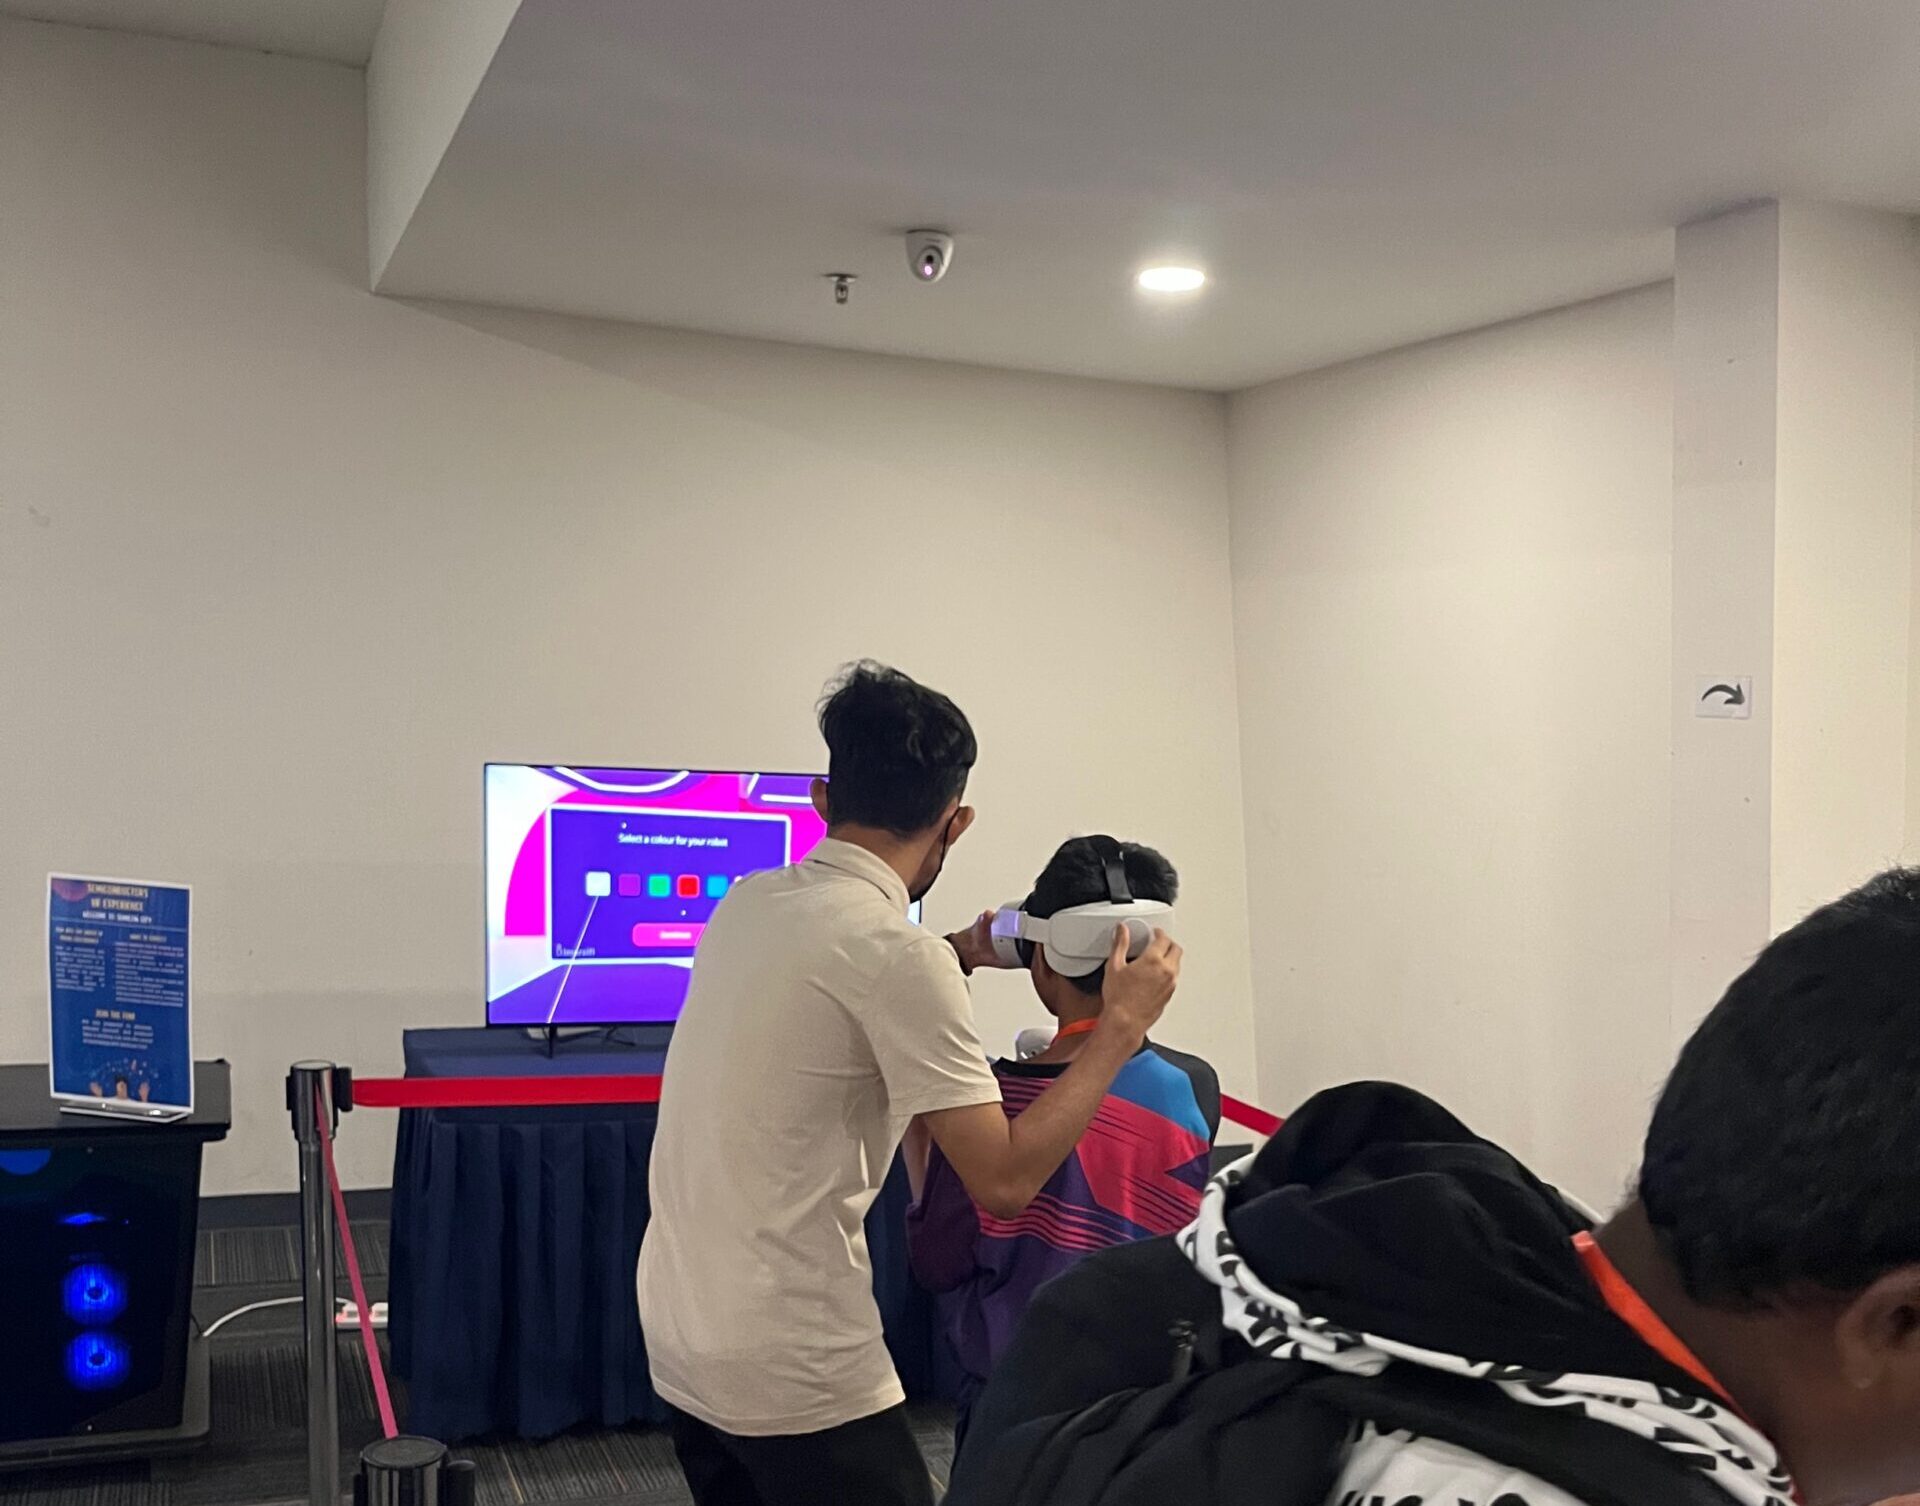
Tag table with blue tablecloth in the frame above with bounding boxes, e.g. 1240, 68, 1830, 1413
386, 1027, 945, 1441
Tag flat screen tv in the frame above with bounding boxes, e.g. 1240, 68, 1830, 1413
485, 764, 830, 1027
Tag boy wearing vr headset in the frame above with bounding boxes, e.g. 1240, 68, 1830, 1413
906, 835, 1218, 1441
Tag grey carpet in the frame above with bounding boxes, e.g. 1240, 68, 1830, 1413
4, 1219, 952, 1506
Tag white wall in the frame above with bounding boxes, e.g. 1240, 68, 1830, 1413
0, 19, 1259, 1193
1227, 288, 1675, 1203
1771, 203, 1917, 929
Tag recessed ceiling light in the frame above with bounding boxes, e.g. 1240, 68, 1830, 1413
1136, 265, 1206, 293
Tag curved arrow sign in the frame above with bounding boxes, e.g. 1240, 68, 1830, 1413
1695, 676, 1753, 720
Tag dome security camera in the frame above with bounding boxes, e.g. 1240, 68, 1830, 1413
907, 230, 954, 284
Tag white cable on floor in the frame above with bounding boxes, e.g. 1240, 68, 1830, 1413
203, 1295, 346, 1337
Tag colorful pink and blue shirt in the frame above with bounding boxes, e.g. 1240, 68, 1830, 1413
906, 1045, 1219, 1401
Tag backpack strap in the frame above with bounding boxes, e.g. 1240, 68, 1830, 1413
1306, 1365, 1739, 1506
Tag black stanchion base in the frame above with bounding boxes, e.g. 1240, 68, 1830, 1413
353, 1434, 476, 1506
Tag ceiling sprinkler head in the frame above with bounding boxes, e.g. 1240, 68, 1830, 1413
825, 273, 856, 306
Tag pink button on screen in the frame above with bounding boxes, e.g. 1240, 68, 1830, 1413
632, 922, 705, 949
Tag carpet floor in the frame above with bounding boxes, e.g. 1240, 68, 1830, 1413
1, 1223, 955, 1506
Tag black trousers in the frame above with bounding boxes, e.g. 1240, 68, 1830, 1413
667, 1404, 937, 1506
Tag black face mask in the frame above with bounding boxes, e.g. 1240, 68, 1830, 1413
908, 815, 957, 904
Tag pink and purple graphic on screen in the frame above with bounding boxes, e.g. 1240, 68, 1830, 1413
485, 765, 827, 1026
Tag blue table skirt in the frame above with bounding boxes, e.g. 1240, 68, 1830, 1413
386, 1027, 945, 1441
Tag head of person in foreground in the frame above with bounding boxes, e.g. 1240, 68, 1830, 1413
1633, 866, 1920, 1502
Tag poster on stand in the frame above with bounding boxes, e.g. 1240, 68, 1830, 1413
47, 875, 193, 1120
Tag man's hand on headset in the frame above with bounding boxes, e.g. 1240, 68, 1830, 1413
947, 909, 1016, 976
1096, 925, 1182, 1045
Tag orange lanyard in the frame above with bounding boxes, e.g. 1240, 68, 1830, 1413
1572, 1232, 1738, 1411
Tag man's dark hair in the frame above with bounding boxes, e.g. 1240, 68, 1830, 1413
817, 661, 976, 836
1028, 837, 1177, 995
1640, 866, 1920, 1307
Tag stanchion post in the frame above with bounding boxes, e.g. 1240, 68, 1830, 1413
289, 1061, 341, 1506
353, 1436, 475, 1506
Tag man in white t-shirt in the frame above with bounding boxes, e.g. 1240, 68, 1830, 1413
637, 661, 1182, 1506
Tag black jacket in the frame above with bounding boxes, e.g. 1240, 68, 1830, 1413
947, 1082, 1793, 1506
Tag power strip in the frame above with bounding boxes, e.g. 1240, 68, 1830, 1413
335, 1301, 389, 1330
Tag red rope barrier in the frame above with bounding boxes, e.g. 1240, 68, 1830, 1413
317, 1085, 398, 1439
350, 1074, 663, 1108
347, 1072, 1279, 1133
1220, 1094, 1284, 1137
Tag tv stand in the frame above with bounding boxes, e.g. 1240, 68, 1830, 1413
525, 1024, 592, 1059
524, 1024, 674, 1059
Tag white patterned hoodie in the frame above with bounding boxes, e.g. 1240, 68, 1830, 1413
948, 1082, 1799, 1506
1181, 1150, 1795, 1506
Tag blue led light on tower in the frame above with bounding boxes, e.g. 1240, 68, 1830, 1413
63, 1263, 128, 1324
65, 1332, 131, 1391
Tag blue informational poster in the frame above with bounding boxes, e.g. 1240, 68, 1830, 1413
47, 876, 193, 1113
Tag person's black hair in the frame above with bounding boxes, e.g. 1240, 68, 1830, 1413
816, 661, 976, 837
1640, 867, 1920, 1307
1027, 836, 1177, 995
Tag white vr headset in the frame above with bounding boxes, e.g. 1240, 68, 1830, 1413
988, 834, 1174, 978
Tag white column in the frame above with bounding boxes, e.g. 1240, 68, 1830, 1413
1670, 203, 1780, 1049
366, 0, 523, 286
1670, 202, 1918, 1046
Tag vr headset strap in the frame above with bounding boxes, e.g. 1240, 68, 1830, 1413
1087, 834, 1133, 905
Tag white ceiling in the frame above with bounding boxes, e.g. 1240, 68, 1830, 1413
374, 0, 1920, 390
14, 0, 1920, 388
0, 0, 383, 63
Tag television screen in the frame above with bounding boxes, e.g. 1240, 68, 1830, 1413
486, 764, 829, 1027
